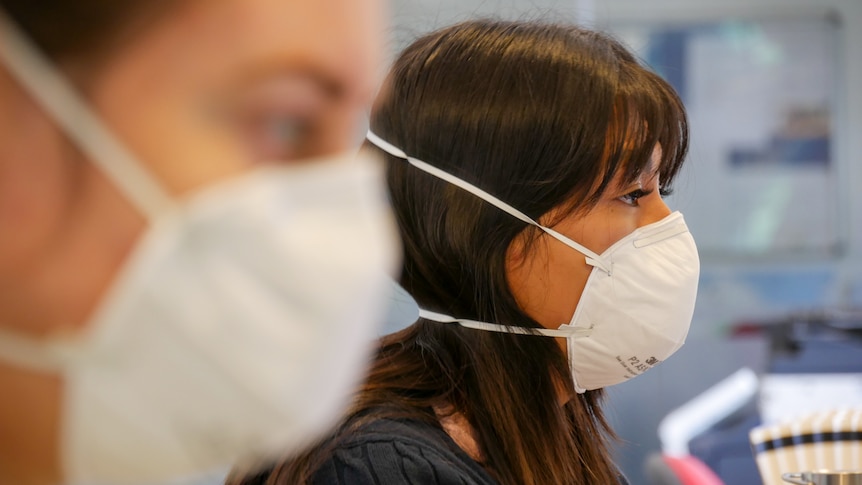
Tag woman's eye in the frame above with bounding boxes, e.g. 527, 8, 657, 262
244, 114, 311, 161
227, 74, 328, 162
619, 189, 648, 206
265, 117, 306, 149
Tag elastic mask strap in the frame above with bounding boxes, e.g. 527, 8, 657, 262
0, 327, 85, 373
0, 9, 175, 220
419, 309, 592, 339
366, 131, 610, 274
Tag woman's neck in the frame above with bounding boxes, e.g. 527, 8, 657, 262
433, 373, 573, 462
433, 404, 484, 462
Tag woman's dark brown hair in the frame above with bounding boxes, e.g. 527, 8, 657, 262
0, 1, 172, 67
233, 19, 688, 485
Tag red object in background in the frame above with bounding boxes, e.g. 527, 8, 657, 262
662, 455, 725, 485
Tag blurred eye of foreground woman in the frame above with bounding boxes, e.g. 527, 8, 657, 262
0, 1, 399, 484
231, 19, 699, 485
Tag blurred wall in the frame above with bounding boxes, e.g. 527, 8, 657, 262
597, 0, 861, 482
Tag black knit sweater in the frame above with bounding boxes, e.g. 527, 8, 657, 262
241, 415, 631, 484
308, 417, 497, 484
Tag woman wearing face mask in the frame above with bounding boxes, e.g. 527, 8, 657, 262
0, 2, 400, 485
231, 19, 699, 485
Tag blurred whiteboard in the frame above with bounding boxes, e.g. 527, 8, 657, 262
609, 16, 841, 257
759, 373, 862, 425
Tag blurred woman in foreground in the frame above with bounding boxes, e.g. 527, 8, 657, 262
0, 1, 398, 484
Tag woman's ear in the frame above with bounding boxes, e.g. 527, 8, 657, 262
504, 230, 529, 268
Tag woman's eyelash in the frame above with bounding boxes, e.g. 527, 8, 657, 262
620, 183, 672, 205
620, 189, 650, 204
619, 186, 674, 205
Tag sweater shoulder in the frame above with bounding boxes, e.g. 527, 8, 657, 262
309, 418, 496, 485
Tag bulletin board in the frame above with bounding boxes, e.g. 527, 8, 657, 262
608, 15, 842, 258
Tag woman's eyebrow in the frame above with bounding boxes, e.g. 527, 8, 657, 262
226, 64, 346, 107
647, 144, 664, 178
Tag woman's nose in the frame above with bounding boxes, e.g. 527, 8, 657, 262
639, 195, 672, 227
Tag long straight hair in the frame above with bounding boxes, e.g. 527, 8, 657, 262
234, 19, 689, 485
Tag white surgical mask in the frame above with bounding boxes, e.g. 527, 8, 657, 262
366, 131, 699, 393
0, 11, 399, 485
